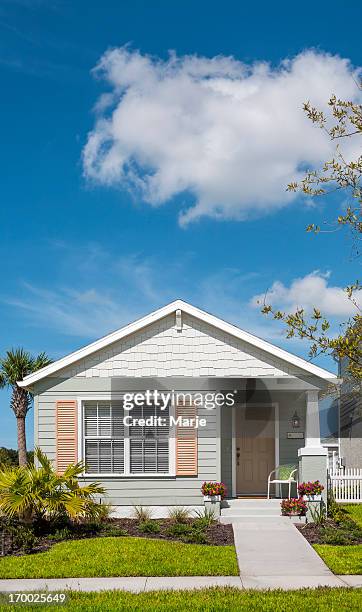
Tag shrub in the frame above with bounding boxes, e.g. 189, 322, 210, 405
99, 524, 127, 537
298, 480, 324, 496
9, 525, 38, 553
181, 529, 207, 544
0, 448, 105, 523
201, 482, 227, 499
132, 506, 153, 522
138, 520, 161, 534
48, 527, 73, 542
193, 507, 216, 528
166, 523, 192, 537
167, 507, 190, 523
327, 493, 350, 525
320, 527, 355, 545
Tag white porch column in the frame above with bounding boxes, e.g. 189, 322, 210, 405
298, 389, 328, 513
305, 389, 322, 448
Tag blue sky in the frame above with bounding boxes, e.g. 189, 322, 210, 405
0, 0, 361, 448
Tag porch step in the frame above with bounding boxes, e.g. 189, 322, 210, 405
220, 498, 284, 520
225, 498, 281, 506
219, 516, 307, 525
219, 498, 307, 524
221, 507, 281, 517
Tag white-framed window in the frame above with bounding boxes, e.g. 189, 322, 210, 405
82, 400, 172, 476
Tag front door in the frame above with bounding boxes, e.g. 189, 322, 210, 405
236, 405, 275, 495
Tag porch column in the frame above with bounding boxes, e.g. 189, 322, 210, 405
298, 390, 328, 512
305, 389, 322, 448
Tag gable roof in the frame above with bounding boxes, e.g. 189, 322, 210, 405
18, 299, 338, 387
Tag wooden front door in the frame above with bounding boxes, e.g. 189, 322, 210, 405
236, 405, 275, 495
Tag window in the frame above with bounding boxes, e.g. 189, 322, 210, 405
129, 404, 169, 474
83, 401, 170, 475
84, 402, 125, 474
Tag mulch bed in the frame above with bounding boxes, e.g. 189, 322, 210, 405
0, 518, 234, 558
296, 519, 362, 545
109, 518, 234, 545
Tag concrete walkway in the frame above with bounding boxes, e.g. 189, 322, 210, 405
0, 575, 360, 592
230, 516, 348, 589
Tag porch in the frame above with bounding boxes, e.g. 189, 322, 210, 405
219, 382, 327, 502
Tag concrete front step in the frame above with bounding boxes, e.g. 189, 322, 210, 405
221, 508, 282, 517
221, 499, 283, 516
223, 498, 282, 505
220, 515, 307, 524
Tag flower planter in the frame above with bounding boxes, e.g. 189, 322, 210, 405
298, 481, 324, 499
203, 495, 221, 502
280, 497, 307, 516
303, 494, 322, 502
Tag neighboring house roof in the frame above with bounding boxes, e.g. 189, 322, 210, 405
18, 299, 338, 388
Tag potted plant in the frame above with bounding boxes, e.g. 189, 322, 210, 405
201, 481, 227, 501
280, 497, 307, 516
298, 480, 324, 501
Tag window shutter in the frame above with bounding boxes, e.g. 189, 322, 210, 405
176, 400, 198, 476
56, 400, 78, 474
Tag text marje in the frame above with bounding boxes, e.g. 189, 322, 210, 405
123, 415, 207, 428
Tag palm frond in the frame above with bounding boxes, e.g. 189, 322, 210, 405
0, 449, 105, 522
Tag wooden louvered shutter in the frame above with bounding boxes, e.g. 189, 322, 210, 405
56, 400, 78, 474
176, 400, 198, 476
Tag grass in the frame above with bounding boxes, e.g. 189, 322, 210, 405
0, 537, 238, 578
0, 587, 361, 611
341, 504, 362, 529
312, 503, 362, 574
314, 544, 362, 575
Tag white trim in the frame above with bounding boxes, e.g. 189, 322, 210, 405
77, 399, 82, 463
79, 397, 176, 478
232, 402, 279, 497
231, 406, 236, 497
298, 446, 328, 456
274, 403, 280, 469
216, 405, 221, 483
18, 299, 337, 387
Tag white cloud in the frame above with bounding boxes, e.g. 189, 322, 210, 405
251, 270, 359, 316
83, 47, 361, 225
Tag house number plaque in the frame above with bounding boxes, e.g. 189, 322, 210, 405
287, 432, 304, 439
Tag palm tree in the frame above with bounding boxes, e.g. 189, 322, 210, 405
0, 349, 52, 466
0, 448, 105, 522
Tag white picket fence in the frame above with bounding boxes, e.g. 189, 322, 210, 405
329, 466, 362, 502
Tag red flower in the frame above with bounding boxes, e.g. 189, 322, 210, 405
298, 480, 324, 496
201, 481, 227, 499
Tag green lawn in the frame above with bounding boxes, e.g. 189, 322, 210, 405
314, 545, 362, 575
0, 587, 361, 611
312, 503, 362, 575
0, 537, 238, 578
341, 504, 362, 529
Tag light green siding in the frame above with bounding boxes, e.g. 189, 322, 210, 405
35, 377, 219, 507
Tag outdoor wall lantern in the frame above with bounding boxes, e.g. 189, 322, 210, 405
291, 411, 301, 429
